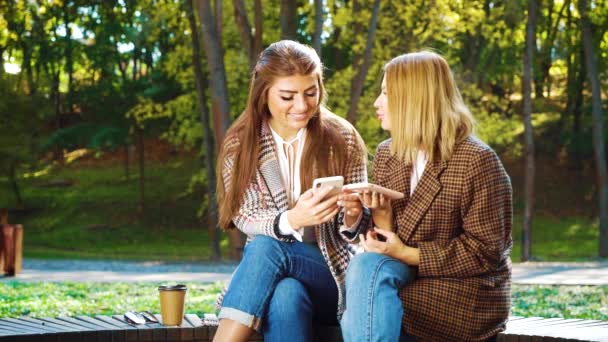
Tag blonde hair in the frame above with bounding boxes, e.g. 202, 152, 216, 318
384, 51, 474, 164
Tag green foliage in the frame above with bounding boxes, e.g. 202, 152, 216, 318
0, 282, 606, 321
511, 285, 608, 320
42, 123, 128, 152
0, 75, 49, 183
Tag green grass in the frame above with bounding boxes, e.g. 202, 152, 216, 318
0, 282, 223, 318
0, 156, 230, 261
511, 215, 599, 262
1, 282, 606, 320
0, 151, 602, 262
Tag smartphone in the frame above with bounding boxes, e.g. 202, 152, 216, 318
342, 182, 405, 200
312, 176, 344, 200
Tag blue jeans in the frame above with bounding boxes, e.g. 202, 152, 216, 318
340, 252, 415, 342
219, 235, 338, 342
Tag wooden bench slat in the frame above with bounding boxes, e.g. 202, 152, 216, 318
1, 314, 606, 341
0, 318, 62, 333
17, 317, 80, 333
0, 324, 33, 335
56, 316, 105, 330
37, 317, 95, 331
184, 313, 208, 340
75, 315, 120, 330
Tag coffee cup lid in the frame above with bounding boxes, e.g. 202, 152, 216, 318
158, 284, 187, 291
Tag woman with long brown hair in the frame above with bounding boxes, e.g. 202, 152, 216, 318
213, 40, 370, 341
341, 51, 513, 341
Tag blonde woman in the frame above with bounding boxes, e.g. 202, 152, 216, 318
340, 51, 513, 341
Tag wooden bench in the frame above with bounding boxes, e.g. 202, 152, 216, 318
0, 314, 607, 341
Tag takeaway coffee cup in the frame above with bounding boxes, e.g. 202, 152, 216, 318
158, 284, 187, 326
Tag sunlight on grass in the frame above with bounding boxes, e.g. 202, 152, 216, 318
2, 282, 606, 321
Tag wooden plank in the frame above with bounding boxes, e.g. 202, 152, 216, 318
37, 317, 94, 331
113, 314, 154, 342
75, 315, 120, 330
184, 313, 208, 341
0, 318, 61, 333
17, 317, 77, 332
16, 318, 83, 342
73, 316, 113, 342
107, 316, 138, 342
0, 323, 33, 334
56, 316, 104, 330
88, 316, 127, 342
153, 313, 179, 342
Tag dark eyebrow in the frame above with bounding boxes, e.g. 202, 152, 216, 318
279, 85, 318, 93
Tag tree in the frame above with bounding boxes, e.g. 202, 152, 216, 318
196, 0, 243, 259
579, 0, 608, 258
280, 0, 297, 40
346, 0, 381, 124
195, 0, 231, 145
522, 0, 537, 262
186, 0, 221, 260
232, 0, 263, 70
312, 0, 323, 56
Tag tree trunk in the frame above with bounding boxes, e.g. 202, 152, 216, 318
522, 0, 537, 262
9, 162, 23, 208
186, 0, 221, 260
579, 0, 608, 258
124, 144, 130, 181
196, 0, 243, 260
215, 0, 222, 45
280, 0, 298, 40
254, 0, 263, 60
137, 127, 145, 214
63, 0, 74, 114
346, 0, 381, 125
312, 0, 323, 56
232, 0, 255, 69
196, 0, 231, 146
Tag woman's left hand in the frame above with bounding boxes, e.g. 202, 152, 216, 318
338, 192, 363, 227
359, 228, 420, 265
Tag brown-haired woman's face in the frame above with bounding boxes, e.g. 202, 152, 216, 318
267, 74, 319, 139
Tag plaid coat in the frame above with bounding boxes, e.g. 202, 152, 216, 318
372, 136, 512, 341
217, 113, 370, 318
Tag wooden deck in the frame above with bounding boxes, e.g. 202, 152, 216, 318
0, 314, 607, 341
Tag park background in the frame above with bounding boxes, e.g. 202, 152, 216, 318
1, 0, 607, 322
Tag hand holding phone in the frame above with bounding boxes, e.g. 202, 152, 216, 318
342, 182, 404, 200
343, 182, 401, 231
286, 177, 343, 230
312, 176, 344, 200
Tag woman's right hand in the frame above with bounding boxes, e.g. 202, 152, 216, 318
361, 191, 393, 231
286, 187, 340, 229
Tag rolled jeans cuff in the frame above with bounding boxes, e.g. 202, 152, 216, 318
218, 307, 263, 332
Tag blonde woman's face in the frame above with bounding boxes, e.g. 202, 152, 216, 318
267, 74, 319, 140
374, 75, 391, 131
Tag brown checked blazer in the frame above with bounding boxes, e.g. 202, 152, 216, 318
217, 112, 370, 318
373, 136, 512, 341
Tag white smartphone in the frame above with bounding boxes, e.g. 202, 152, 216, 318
312, 176, 344, 199
342, 182, 405, 200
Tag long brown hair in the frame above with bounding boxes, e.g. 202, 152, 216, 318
385, 51, 474, 163
217, 40, 358, 229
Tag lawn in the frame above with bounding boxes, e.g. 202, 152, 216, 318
0, 151, 602, 262
1, 282, 606, 320
0, 154, 231, 261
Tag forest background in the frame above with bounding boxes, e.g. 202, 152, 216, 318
1, 0, 607, 263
